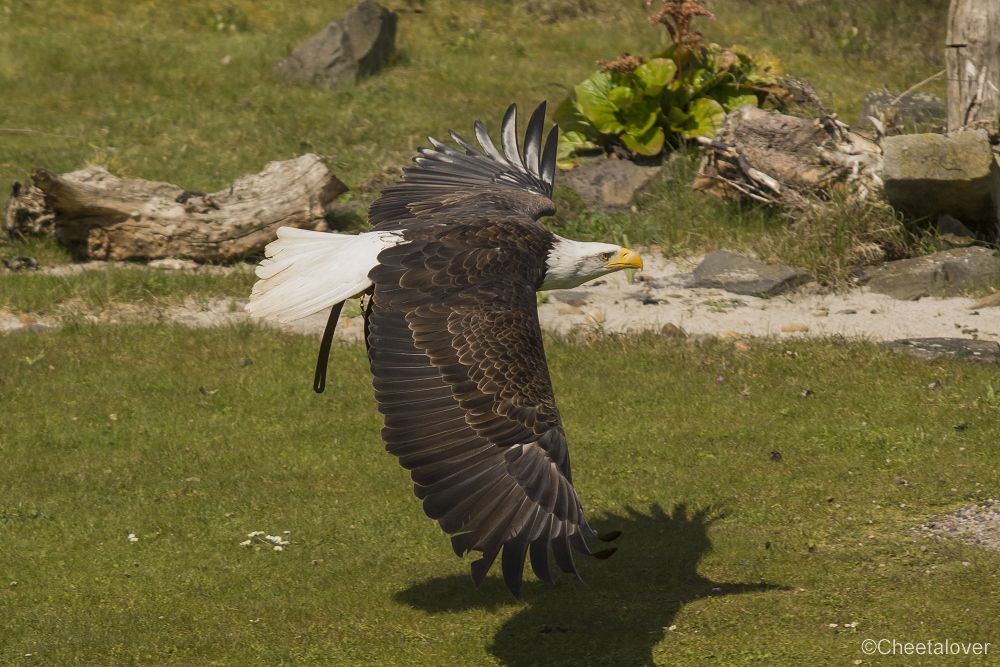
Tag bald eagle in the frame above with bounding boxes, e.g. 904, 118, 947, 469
247, 103, 643, 598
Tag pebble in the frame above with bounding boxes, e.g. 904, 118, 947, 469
558, 306, 584, 316
660, 323, 688, 338
781, 323, 809, 333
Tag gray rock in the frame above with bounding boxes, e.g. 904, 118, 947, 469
559, 158, 661, 211
660, 323, 688, 338
691, 251, 811, 296
553, 291, 590, 305
939, 214, 975, 238
857, 247, 1000, 300
883, 338, 1000, 364
939, 214, 977, 247
858, 91, 946, 131
11, 323, 50, 334
2, 256, 38, 271
686, 333, 717, 344
273, 0, 398, 87
883, 130, 999, 236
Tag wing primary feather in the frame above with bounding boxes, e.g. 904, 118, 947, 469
551, 531, 579, 578
470, 546, 502, 588
500, 104, 526, 172
313, 301, 345, 393
474, 120, 509, 166
523, 102, 546, 179
449, 130, 487, 157
529, 539, 555, 585
569, 530, 593, 556
540, 125, 559, 193
501, 531, 531, 599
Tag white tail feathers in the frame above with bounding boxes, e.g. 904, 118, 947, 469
245, 227, 402, 323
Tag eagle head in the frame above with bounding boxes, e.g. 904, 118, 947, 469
540, 238, 643, 291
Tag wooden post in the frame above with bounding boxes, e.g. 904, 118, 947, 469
946, 0, 1000, 137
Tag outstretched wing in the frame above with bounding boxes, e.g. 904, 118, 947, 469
368, 102, 559, 229
367, 221, 608, 598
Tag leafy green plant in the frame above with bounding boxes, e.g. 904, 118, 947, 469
555, 0, 789, 159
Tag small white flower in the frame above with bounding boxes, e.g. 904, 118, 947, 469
128, 533, 139, 543
239, 540, 251, 547
283, 531, 291, 534
280, 540, 289, 546
273, 545, 283, 551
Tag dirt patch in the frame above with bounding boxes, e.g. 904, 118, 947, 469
919, 500, 1000, 553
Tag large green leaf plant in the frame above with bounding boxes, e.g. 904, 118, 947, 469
555, 0, 789, 160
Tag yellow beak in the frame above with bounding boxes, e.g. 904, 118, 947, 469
603, 247, 643, 271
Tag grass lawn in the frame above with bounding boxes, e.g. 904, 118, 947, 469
2, 324, 999, 665
0, 264, 257, 315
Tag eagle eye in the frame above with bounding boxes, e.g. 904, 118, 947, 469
599, 252, 612, 262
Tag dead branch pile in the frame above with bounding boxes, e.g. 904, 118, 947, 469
692, 80, 883, 208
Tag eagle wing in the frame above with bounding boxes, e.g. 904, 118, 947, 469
369, 230, 600, 599
363, 104, 610, 598
368, 102, 558, 230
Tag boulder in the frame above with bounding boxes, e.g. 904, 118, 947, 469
559, 158, 660, 211
938, 213, 977, 248
858, 91, 946, 131
273, 0, 397, 87
882, 130, 999, 237
856, 247, 1000, 300
691, 251, 811, 296
883, 338, 1000, 364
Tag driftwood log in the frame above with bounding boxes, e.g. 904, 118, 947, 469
2, 154, 346, 262
692, 102, 883, 207
947, 0, 1000, 138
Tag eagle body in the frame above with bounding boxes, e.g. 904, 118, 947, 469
247, 103, 642, 597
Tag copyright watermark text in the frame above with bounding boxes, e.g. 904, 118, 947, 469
861, 638, 990, 656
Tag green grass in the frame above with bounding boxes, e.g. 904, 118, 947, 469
0, 264, 257, 314
3, 324, 1000, 665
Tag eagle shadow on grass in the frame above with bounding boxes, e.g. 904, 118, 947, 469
396, 503, 783, 666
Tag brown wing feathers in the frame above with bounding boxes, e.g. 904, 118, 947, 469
360, 104, 615, 598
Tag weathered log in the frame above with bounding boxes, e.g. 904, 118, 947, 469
692, 104, 883, 207
946, 0, 1000, 137
2, 154, 347, 262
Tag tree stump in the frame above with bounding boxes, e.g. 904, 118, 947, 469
946, 0, 1000, 137
2, 154, 347, 262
